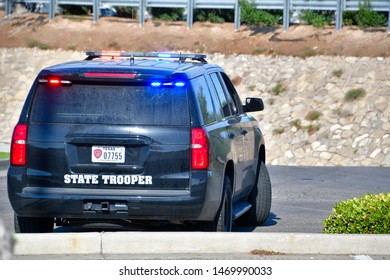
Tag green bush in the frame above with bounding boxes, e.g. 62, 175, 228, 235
323, 193, 390, 234
27, 39, 49, 50
195, 9, 233, 23
300, 10, 333, 27
151, 8, 184, 21
343, 1, 387, 28
344, 88, 366, 101
239, 0, 280, 26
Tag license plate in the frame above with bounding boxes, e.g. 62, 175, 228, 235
92, 146, 125, 163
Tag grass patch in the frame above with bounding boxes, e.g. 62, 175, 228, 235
332, 69, 343, 78
344, 88, 366, 101
27, 39, 50, 50
272, 80, 286, 96
0, 152, 10, 160
267, 98, 275, 105
247, 85, 256, 91
305, 110, 322, 121
290, 119, 302, 130
272, 127, 285, 135
107, 41, 121, 50
306, 124, 321, 135
303, 47, 317, 57
67, 45, 77, 51
252, 47, 266, 55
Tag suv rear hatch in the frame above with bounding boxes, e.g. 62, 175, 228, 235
26, 75, 191, 195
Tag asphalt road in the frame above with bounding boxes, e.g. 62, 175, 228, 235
1, 160, 390, 234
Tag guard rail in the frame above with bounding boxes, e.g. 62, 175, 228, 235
4, 0, 390, 32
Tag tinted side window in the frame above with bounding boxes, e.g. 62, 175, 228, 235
191, 76, 216, 125
220, 72, 243, 115
210, 72, 231, 118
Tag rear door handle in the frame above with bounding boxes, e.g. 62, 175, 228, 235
241, 129, 248, 136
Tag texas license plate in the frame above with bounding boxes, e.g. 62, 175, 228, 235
92, 146, 125, 163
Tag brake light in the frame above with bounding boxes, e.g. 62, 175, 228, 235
85, 72, 137, 79
48, 78, 61, 85
191, 128, 209, 169
11, 124, 28, 166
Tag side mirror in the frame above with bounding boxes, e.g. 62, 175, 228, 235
243, 97, 264, 112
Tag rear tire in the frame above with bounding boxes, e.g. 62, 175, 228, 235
236, 161, 271, 227
202, 176, 233, 232
14, 214, 54, 233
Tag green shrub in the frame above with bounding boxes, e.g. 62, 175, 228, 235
151, 8, 184, 21
300, 10, 333, 27
356, 0, 387, 28
27, 40, 49, 50
239, 0, 280, 26
272, 80, 286, 96
305, 110, 322, 121
332, 69, 343, 78
344, 88, 366, 101
195, 9, 234, 23
342, 1, 387, 28
324, 193, 390, 234
208, 12, 225, 24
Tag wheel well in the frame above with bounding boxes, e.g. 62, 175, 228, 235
259, 144, 266, 164
225, 160, 234, 190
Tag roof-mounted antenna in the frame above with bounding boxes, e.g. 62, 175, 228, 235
178, 52, 186, 63
130, 54, 135, 65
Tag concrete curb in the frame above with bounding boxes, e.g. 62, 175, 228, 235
13, 232, 390, 256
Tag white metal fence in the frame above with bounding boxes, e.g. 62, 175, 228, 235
5, 0, 390, 31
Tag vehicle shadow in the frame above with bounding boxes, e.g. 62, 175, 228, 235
53, 213, 280, 233
233, 212, 279, 232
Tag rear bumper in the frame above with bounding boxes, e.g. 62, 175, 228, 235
8, 168, 221, 221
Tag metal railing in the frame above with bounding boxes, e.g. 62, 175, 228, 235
5, 0, 390, 31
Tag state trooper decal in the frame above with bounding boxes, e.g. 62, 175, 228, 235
64, 174, 153, 185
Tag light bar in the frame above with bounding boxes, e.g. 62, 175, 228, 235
150, 81, 186, 88
86, 51, 207, 62
151, 82, 162, 87
38, 78, 72, 86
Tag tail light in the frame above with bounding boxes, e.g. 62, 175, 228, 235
191, 128, 209, 170
11, 124, 28, 166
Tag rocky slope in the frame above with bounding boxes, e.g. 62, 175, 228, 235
1, 48, 389, 166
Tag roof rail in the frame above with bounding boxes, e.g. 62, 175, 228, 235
85, 51, 207, 63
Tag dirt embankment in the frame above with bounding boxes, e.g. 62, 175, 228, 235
1, 11, 390, 57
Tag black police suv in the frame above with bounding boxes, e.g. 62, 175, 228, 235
8, 51, 271, 232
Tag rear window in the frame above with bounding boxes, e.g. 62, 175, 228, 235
30, 83, 189, 126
